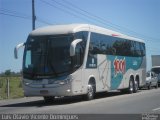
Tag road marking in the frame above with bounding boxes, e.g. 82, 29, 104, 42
152, 107, 160, 111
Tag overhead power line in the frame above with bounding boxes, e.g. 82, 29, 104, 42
51, 0, 103, 25
0, 1, 159, 42
53, 0, 121, 29
0, 8, 52, 25
0, 12, 31, 20
53, 0, 159, 41
51, 0, 122, 31
40, 0, 96, 24
0, 8, 31, 18
36, 17, 53, 25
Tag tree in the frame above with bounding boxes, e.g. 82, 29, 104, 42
5, 69, 11, 76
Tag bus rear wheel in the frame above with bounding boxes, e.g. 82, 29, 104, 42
133, 80, 138, 93
128, 79, 134, 94
43, 96, 55, 103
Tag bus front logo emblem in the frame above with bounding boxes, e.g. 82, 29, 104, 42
113, 57, 126, 76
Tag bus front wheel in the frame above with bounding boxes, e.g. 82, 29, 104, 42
85, 83, 95, 100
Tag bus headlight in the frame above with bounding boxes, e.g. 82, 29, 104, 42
59, 81, 67, 85
54, 80, 67, 85
23, 79, 32, 86
54, 75, 73, 85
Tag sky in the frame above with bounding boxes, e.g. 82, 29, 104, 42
0, 0, 160, 72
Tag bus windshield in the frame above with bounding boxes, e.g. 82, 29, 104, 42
23, 35, 74, 79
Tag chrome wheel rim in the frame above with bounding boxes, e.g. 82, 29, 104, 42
135, 81, 138, 91
88, 85, 93, 97
129, 81, 133, 92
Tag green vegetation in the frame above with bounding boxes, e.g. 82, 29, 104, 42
0, 77, 24, 100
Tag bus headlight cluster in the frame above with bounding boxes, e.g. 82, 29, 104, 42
23, 79, 32, 86
54, 75, 73, 85
54, 80, 67, 85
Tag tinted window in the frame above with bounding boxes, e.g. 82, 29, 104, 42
73, 31, 88, 66
140, 43, 146, 56
89, 32, 145, 57
74, 31, 88, 54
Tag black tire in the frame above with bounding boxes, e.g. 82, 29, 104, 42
128, 79, 134, 94
148, 83, 151, 90
85, 83, 95, 100
133, 80, 138, 93
43, 96, 55, 103
147, 83, 151, 90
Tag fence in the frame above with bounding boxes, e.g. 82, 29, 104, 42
0, 77, 24, 100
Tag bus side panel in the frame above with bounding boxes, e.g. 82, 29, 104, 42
139, 56, 146, 87
84, 53, 101, 92
97, 54, 111, 91
107, 55, 145, 90
83, 55, 146, 93
83, 54, 111, 93
71, 68, 83, 95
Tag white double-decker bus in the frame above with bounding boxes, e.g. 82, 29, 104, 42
15, 24, 146, 102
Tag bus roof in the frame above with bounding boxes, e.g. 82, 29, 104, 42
30, 24, 144, 43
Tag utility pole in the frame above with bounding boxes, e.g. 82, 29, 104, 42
32, 0, 36, 30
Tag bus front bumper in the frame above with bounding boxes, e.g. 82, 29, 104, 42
23, 83, 73, 97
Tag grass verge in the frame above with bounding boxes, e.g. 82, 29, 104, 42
0, 77, 24, 100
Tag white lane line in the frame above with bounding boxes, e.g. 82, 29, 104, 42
152, 107, 160, 111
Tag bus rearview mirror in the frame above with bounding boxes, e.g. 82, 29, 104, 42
14, 43, 25, 59
70, 39, 82, 56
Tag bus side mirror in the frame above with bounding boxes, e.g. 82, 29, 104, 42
14, 43, 25, 59
70, 39, 82, 56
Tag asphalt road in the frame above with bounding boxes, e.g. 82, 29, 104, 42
0, 88, 160, 114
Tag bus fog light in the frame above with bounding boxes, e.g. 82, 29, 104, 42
59, 81, 66, 85
25, 82, 30, 85
54, 75, 73, 85
23, 79, 32, 86
67, 89, 71, 92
